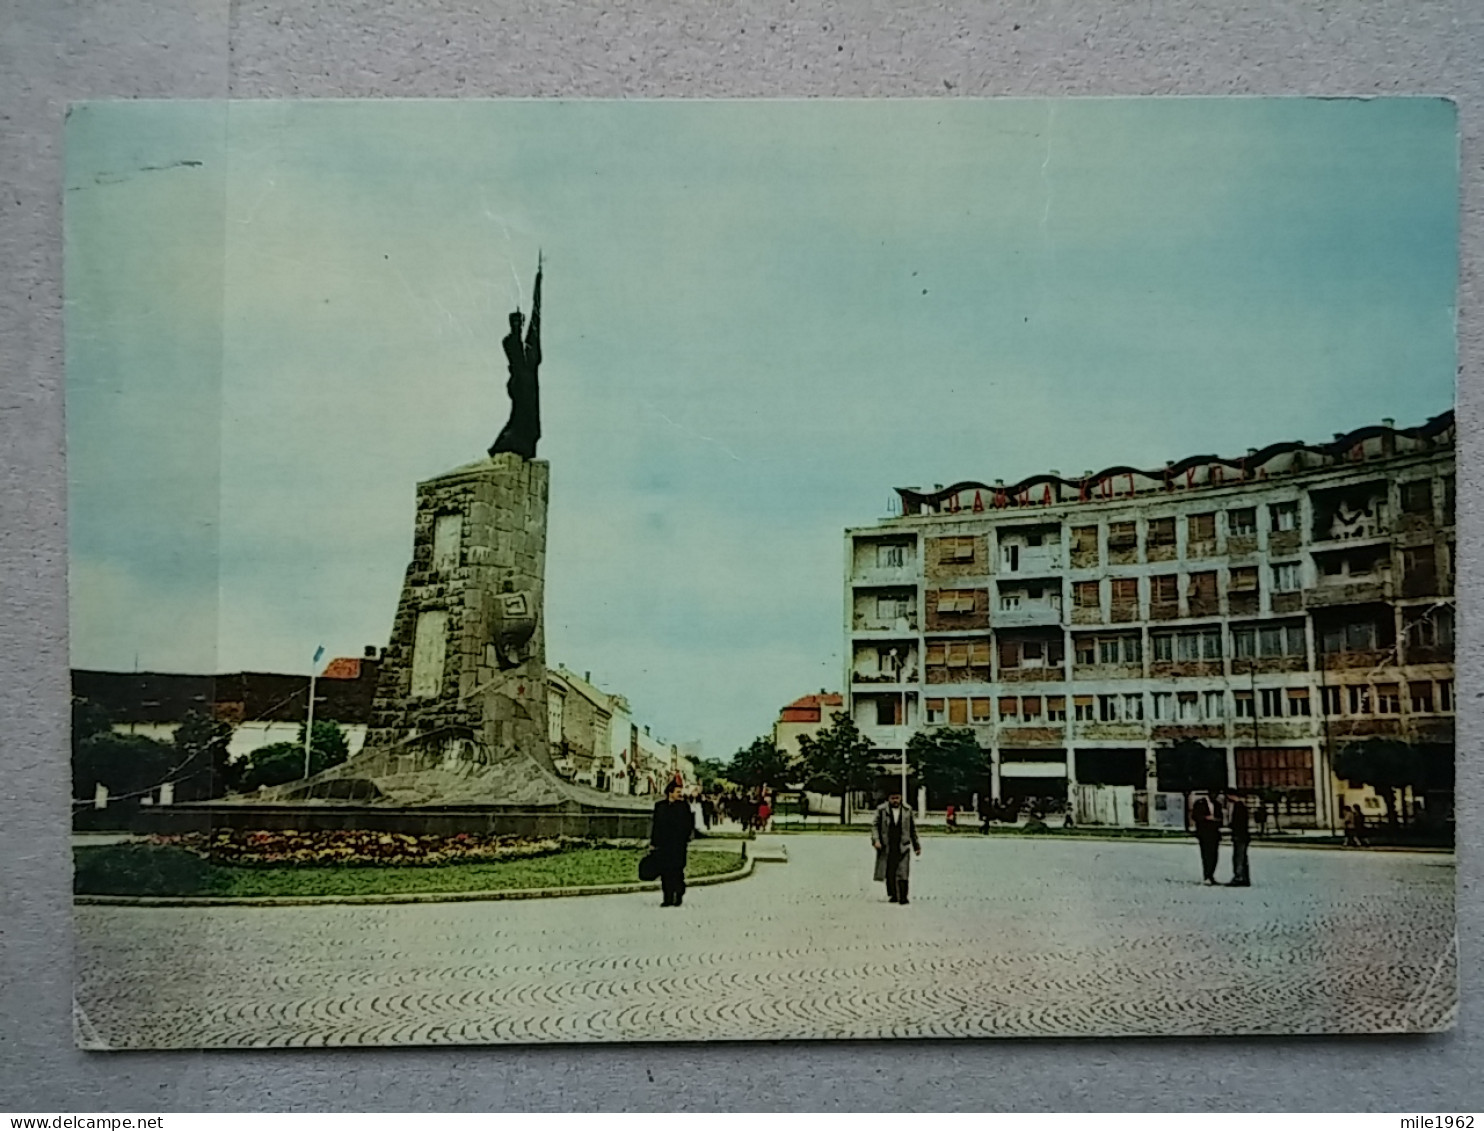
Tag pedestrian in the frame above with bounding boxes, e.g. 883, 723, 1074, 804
757, 797, 772, 832
649, 778, 694, 907
871, 790, 922, 905
1222, 789, 1251, 887
1353, 805, 1369, 848
1343, 804, 1359, 847
689, 791, 706, 838
1254, 799, 1269, 836
945, 803, 957, 830
701, 794, 715, 830
1190, 792, 1222, 886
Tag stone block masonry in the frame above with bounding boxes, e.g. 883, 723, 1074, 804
366, 453, 551, 774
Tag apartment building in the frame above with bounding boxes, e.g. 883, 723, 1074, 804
844, 413, 1456, 828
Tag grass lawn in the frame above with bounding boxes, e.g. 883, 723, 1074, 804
74, 843, 745, 899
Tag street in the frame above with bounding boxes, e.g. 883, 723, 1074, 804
74, 835, 1456, 1047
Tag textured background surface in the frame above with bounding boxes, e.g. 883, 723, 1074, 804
1, 0, 1480, 1111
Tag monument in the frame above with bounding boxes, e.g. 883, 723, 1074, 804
219, 261, 653, 834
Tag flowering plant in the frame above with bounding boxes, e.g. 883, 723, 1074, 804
148, 830, 599, 868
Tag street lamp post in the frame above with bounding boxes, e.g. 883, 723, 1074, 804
303, 645, 324, 780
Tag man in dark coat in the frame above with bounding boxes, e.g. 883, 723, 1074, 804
1222, 789, 1252, 887
1190, 792, 1222, 886
650, 778, 694, 907
872, 791, 921, 904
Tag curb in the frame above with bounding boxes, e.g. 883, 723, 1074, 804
770, 828, 1454, 853
74, 850, 755, 908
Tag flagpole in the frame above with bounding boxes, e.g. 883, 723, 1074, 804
304, 645, 324, 780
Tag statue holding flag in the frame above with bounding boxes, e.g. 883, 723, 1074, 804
489, 255, 543, 460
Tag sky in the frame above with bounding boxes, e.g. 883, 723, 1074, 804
65, 98, 1458, 761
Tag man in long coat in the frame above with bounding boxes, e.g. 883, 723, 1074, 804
1222, 789, 1252, 887
1190, 791, 1222, 886
872, 790, 922, 905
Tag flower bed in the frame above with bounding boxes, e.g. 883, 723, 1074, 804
148, 829, 596, 868
75, 840, 745, 899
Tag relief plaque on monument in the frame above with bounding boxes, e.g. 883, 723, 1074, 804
65, 99, 1458, 1049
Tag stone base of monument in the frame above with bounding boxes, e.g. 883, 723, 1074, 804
143, 452, 661, 840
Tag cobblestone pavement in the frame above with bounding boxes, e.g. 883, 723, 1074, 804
73, 836, 1456, 1048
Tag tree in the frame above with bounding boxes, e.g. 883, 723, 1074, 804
691, 757, 730, 793
234, 720, 350, 793
1155, 739, 1227, 828
171, 712, 235, 800
797, 711, 877, 824
72, 731, 178, 803
1334, 737, 1423, 828
726, 737, 792, 791
905, 727, 988, 807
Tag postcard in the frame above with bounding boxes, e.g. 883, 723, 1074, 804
67, 98, 1457, 1047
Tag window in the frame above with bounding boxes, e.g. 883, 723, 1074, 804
1176, 632, 1203, 662
1347, 685, 1372, 715
876, 595, 910, 620
1002, 544, 1020, 572
948, 698, 968, 725
998, 696, 1018, 721
1074, 580, 1101, 609
1148, 517, 1176, 546
1110, 577, 1139, 610
1405, 606, 1454, 650
877, 543, 906, 568
1229, 508, 1257, 536
1259, 688, 1284, 718
1198, 629, 1223, 659
937, 590, 977, 614
1203, 690, 1227, 719
1074, 637, 1096, 666
1321, 686, 1343, 716
1098, 695, 1120, 722
1228, 566, 1258, 592
971, 697, 993, 722
1176, 692, 1200, 722
1271, 501, 1298, 532
1410, 681, 1435, 713
1046, 696, 1067, 722
945, 642, 970, 668
1439, 679, 1453, 712
1319, 618, 1381, 655
1123, 694, 1145, 721
925, 698, 945, 724
1108, 521, 1137, 549
1152, 633, 1174, 662
1074, 695, 1096, 722
1021, 640, 1045, 666
945, 536, 976, 562
1400, 479, 1434, 515
999, 592, 1023, 611
1375, 684, 1400, 714
970, 639, 992, 668
1188, 570, 1218, 605
876, 698, 899, 726
1188, 513, 1216, 543
1027, 532, 1044, 548
1234, 691, 1254, 719
1071, 525, 1099, 559
1272, 561, 1302, 592
1086, 633, 1143, 665
1286, 688, 1311, 717
1021, 696, 1043, 723
1255, 623, 1306, 659
1151, 692, 1173, 721
1150, 574, 1179, 605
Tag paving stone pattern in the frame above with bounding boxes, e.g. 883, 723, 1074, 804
73, 837, 1455, 1048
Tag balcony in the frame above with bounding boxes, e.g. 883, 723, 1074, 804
994, 598, 1064, 628
1304, 576, 1393, 609
853, 616, 919, 634
851, 563, 917, 586
1001, 548, 1061, 576
996, 725, 1065, 747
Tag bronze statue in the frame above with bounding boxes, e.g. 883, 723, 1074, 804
489, 256, 542, 460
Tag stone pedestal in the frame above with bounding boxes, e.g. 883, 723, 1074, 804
365, 453, 551, 770
250, 453, 649, 813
